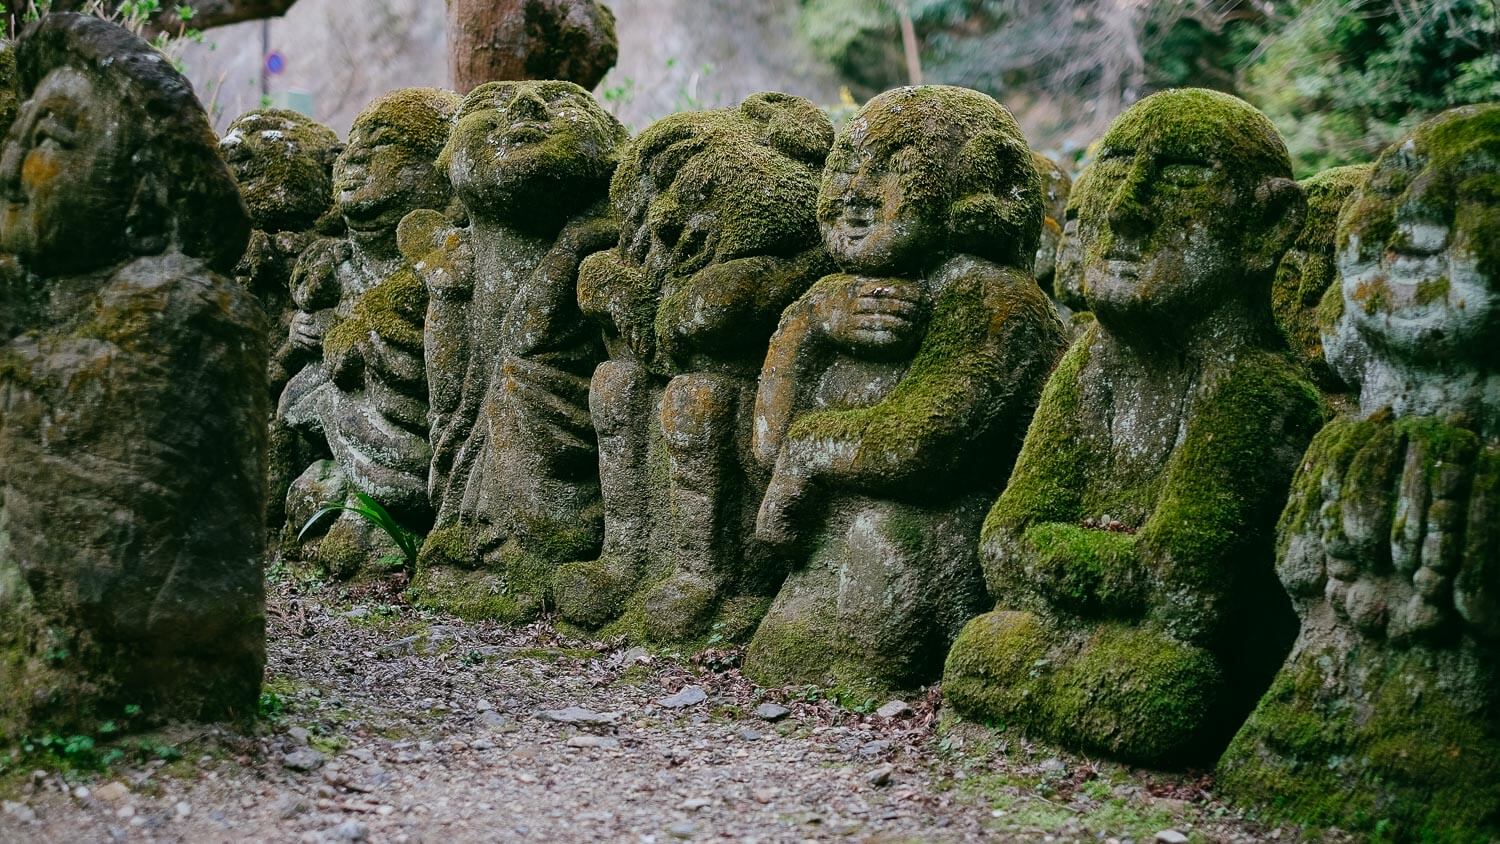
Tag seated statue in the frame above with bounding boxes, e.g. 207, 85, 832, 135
942, 89, 1324, 766
279, 88, 457, 574
405, 81, 625, 621
556, 93, 834, 641
1269, 163, 1371, 393
0, 14, 266, 734
1219, 105, 1500, 839
220, 108, 344, 536
741, 86, 1067, 694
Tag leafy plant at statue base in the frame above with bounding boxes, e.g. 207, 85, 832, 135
298, 490, 422, 567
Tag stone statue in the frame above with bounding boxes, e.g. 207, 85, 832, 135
1270, 163, 1371, 393
1219, 105, 1500, 839
1032, 151, 1071, 302
405, 81, 625, 621
942, 89, 1324, 766
279, 88, 457, 574
0, 14, 266, 733
220, 108, 344, 537
556, 93, 834, 641
219, 108, 343, 394
741, 86, 1067, 694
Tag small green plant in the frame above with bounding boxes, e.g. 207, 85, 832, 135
257, 690, 287, 720
298, 490, 422, 567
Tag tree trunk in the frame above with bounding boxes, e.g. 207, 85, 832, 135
446, 0, 618, 94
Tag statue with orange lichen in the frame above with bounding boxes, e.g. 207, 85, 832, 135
0, 14, 266, 736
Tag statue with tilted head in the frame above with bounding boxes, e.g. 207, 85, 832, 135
406, 81, 625, 621
281, 88, 457, 576
0, 13, 266, 735
943, 89, 1324, 767
741, 86, 1066, 695
555, 93, 834, 642
1219, 105, 1500, 840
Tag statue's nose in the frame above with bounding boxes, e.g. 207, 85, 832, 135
510, 91, 548, 121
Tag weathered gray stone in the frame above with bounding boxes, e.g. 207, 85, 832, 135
743, 86, 1067, 696
944, 89, 1323, 767
556, 92, 835, 641
287, 87, 458, 574
1219, 104, 1500, 841
407, 81, 626, 621
0, 13, 266, 737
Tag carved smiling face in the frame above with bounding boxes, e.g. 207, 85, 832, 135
1335, 105, 1500, 369
442, 80, 623, 223
1074, 89, 1296, 331
0, 65, 130, 274
334, 88, 457, 233
817, 85, 1042, 277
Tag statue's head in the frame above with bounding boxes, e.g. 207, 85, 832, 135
334, 87, 457, 234
610, 91, 832, 286
818, 85, 1042, 276
440, 80, 624, 225
1032, 152, 1071, 295
1074, 89, 1303, 333
0, 13, 249, 276
1270, 163, 1370, 385
1332, 105, 1500, 374
220, 108, 342, 234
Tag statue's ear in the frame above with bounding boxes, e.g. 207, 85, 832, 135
738, 92, 833, 168
124, 164, 170, 257
1251, 176, 1306, 276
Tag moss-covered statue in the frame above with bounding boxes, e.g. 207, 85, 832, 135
1269, 163, 1371, 393
942, 89, 1324, 767
281, 88, 458, 574
0, 14, 266, 735
1032, 152, 1071, 303
741, 86, 1067, 695
1218, 105, 1500, 840
555, 93, 834, 641
219, 108, 343, 393
220, 109, 345, 539
405, 81, 625, 621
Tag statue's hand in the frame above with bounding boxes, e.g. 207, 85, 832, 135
289, 310, 327, 352
819, 275, 925, 355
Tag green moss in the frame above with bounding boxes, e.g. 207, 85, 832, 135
1094, 89, 1292, 186
817, 85, 1044, 268
783, 263, 1064, 497
323, 266, 426, 367
350, 88, 458, 164
220, 108, 341, 233
1271, 163, 1370, 386
1220, 646, 1500, 841
1022, 523, 1144, 615
406, 564, 537, 624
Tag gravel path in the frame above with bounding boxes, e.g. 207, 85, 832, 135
0, 578, 1341, 843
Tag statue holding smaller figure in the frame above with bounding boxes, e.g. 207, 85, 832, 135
742, 85, 1067, 694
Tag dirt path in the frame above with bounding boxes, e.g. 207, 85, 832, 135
0, 579, 1334, 843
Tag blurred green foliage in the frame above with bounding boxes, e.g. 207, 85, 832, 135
797, 0, 1500, 175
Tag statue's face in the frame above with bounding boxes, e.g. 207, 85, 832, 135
819, 138, 940, 275
1077, 128, 1244, 325
1337, 118, 1499, 366
220, 114, 334, 232
334, 115, 443, 233
0, 66, 130, 273
447, 82, 617, 219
